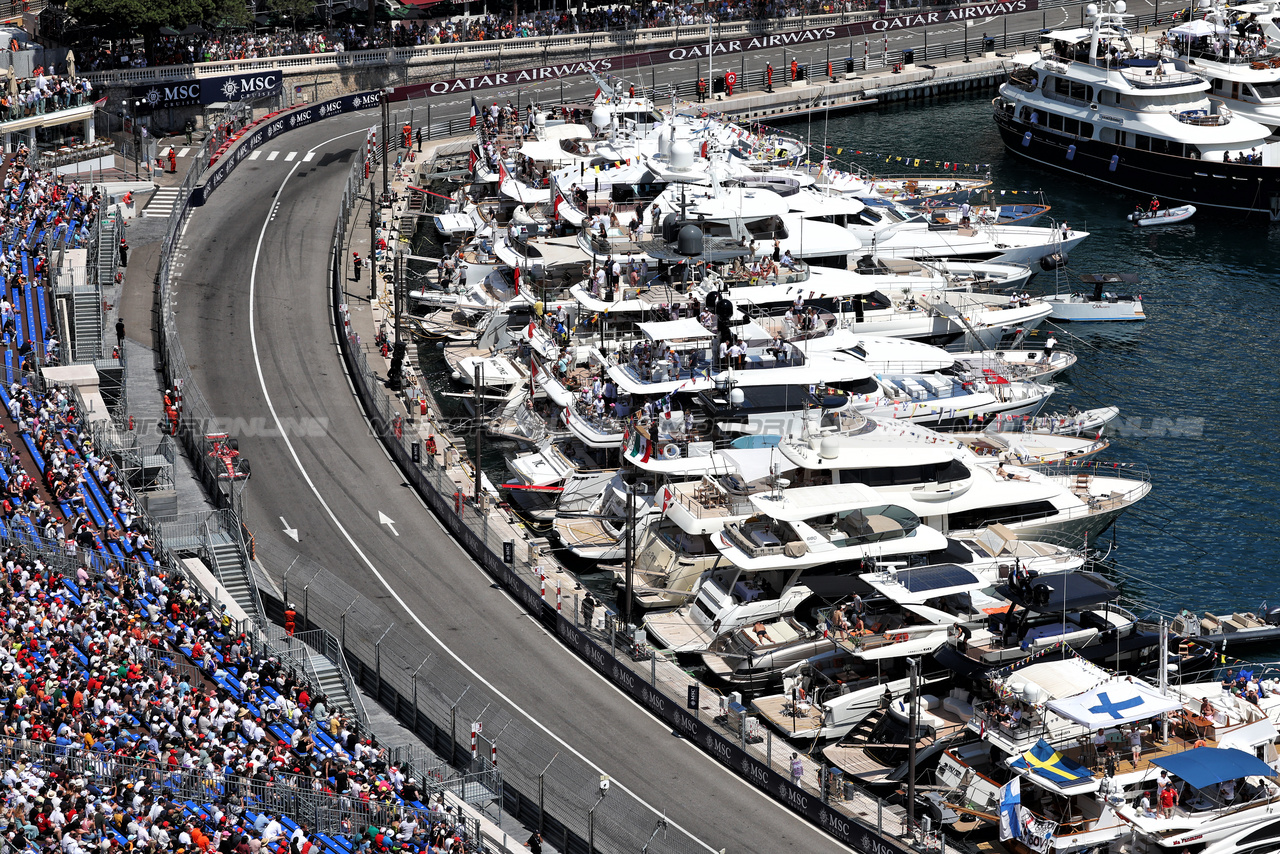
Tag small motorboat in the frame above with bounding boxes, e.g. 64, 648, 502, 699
1045, 273, 1145, 322
1127, 204, 1195, 226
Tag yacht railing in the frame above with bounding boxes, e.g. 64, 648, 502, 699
1173, 107, 1233, 126
675, 483, 759, 520
1036, 459, 1151, 486
1120, 66, 1203, 88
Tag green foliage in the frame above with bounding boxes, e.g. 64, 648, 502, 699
267, 0, 315, 28
208, 0, 253, 29
67, 0, 215, 35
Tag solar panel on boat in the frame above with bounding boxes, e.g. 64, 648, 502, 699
894, 564, 980, 593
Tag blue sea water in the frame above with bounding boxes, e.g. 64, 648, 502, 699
774, 95, 1280, 621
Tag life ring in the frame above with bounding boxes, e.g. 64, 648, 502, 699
661, 443, 681, 459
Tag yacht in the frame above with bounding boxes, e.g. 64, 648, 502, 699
785, 192, 1086, 269
642, 487, 974, 653
774, 430, 1150, 543
933, 659, 1279, 854
1161, 1, 1280, 132
1045, 273, 1146, 322
993, 1, 1280, 219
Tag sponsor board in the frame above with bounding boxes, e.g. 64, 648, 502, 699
388, 0, 1034, 99
193, 91, 378, 206
133, 70, 284, 110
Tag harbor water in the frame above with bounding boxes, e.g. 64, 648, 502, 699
415, 92, 1280, 637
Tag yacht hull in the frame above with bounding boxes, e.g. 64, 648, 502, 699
994, 111, 1280, 221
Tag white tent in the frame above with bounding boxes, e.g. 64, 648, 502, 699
1168, 18, 1230, 37
1047, 677, 1183, 728
637, 318, 715, 341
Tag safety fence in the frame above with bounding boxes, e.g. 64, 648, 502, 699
0, 737, 498, 844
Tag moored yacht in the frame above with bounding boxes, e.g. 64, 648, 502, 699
994, 0, 1280, 219
1161, 1, 1280, 132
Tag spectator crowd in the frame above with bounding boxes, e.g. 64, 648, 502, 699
75, 0, 885, 70
0, 170, 485, 852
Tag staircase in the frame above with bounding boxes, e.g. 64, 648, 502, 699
208, 532, 256, 618
71, 287, 103, 361
96, 216, 119, 287
843, 706, 886, 747
307, 652, 359, 717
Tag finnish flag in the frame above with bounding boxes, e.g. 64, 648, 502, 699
998, 777, 1022, 841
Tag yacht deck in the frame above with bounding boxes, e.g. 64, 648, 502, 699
752, 693, 826, 736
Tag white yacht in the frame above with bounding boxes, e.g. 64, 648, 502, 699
1161, 1, 1280, 132
642, 487, 976, 653
773, 426, 1150, 544
994, 1, 1280, 219
934, 660, 1280, 854
786, 191, 1086, 269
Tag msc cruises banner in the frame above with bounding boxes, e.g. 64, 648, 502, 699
132, 70, 284, 110
389, 0, 1036, 100
194, 90, 380, 205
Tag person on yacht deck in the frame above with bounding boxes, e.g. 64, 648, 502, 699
996, 463, 1030, 481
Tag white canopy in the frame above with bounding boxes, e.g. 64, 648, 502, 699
1169, 18, 1230, 37
1047, 678, 1184, 728
744, 482, 882, 520
637, 318, 715, 341
516, 140, 581, 162
719, 447, 798, 484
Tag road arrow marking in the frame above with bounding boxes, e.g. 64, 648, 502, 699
280, 517, 299, 542
379, 511, 399, 536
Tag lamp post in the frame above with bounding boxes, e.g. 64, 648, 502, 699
123, 100, 140, 179
135, 99, 149, 172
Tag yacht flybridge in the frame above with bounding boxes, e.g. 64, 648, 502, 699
994, 0, 1280, 218
1161, 0, 1280, 132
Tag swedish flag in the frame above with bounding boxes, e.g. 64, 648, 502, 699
1009, 739, 1093, 787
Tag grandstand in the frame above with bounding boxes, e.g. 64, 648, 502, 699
0, 165, 498, 852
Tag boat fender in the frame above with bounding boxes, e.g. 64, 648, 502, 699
1109, 154, 1120, 172
661, 443, 681, 459
1066, 144, 1076, 161
1021, 131, 1032, 148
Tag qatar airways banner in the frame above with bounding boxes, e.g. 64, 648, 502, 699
389, 0, 1035, 100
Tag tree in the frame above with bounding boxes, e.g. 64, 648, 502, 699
208, 0, 253, 29
67, 0, 215, 60
267, 0, 315, 31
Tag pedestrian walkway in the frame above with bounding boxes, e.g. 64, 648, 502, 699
247, 149, 317, 162
143, 187, 181, 218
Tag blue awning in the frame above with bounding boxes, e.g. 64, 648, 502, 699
1152, 747, 1276, 789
